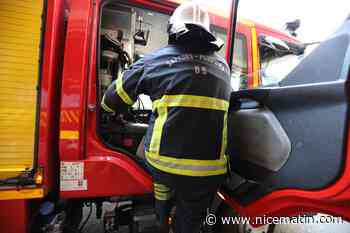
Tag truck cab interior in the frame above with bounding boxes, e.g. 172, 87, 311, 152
97, 2, 168, 157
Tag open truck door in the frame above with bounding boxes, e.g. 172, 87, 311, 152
222, 0, 350, 224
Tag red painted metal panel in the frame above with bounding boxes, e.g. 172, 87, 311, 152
0, 200, 30, 233
59, 0, 94, 161
60, 156, 152, 198
38, 0, 68, 193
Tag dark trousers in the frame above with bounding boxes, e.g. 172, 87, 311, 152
149, 162, 225, 233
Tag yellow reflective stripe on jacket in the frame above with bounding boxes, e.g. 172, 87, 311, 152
101, 95, 115, 113
116, 77, 134, 105
149, 104, 168, 154
146, 152, 227, 176
221, 112, 228, 158
153, 95, 229, 111
147, 151, 227, 166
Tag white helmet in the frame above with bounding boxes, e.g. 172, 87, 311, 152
167, 2, 223, 50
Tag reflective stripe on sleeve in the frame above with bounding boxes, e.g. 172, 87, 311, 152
116, 77, 135, 105
101, 95, 115, 113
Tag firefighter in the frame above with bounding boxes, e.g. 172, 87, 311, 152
101, 2, 231, 233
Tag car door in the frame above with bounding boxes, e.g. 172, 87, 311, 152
222, 1, 350, 222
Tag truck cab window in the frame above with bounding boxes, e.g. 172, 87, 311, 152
261, 53, 303, 87
210, 28, 248, 91
231, 33, 248, 90
211, 25, 228, 58
98, 3, 171, 154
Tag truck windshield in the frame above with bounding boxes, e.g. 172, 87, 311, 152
261, 54, 303, 87
261, 44, 318, 87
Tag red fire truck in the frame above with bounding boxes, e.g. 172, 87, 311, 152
1, 0, 350, 233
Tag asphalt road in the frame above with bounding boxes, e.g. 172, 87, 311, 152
81, 204, 350, 233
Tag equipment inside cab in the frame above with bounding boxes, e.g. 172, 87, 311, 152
98, 2, 168, 155
134, 16, 151, 46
